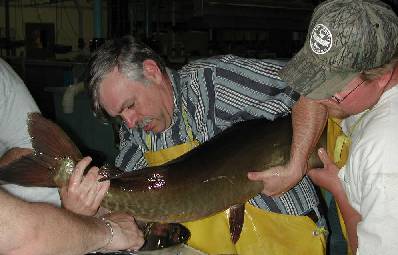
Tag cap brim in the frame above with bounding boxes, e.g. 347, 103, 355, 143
306, 71, 358, 99
280, 47, 359, 100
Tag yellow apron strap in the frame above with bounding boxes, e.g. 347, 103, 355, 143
328, 118, 350, 169
329, 110, 369, 169
144, 106, 199, 166
145, 133, 152, 151
334, 134, 351, 165
146, 104, 197, 150
182, 106, 195, 143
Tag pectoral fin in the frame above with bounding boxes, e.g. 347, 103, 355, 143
229, 203, 245, 244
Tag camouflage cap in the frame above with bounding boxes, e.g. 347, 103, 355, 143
279, 0, 398, 99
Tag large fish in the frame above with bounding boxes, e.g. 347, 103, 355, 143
0, 113, 325, 246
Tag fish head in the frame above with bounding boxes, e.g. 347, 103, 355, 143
140, 223, 191, 251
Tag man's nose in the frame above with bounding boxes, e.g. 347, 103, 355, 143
120, 111, 137, 129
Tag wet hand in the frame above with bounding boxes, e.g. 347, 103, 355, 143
101, 213, 145, 252
60, 156, 110, 216
247, 162, 305, 196
307, 148, 343, 195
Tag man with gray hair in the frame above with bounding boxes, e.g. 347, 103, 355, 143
63, 36, 328, 253
280, 0, 398, 254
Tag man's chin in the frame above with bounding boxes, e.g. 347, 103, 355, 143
148, 124, 162, 133
152, 122, 172, 133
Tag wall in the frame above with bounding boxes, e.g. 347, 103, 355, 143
0, 0, 107, 56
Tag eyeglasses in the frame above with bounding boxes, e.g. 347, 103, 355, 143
331, 80, 365, 104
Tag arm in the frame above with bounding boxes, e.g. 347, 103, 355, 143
0, 190, 144, 255
332, 183, 360, 253
290, 96, 328, 177
248, 95, 328, 195
308, 148, 360, 254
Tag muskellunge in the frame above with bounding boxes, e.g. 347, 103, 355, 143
0, 113, 325, 246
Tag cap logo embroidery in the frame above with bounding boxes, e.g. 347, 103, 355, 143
310, 24, 333, 55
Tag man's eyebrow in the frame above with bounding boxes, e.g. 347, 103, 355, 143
117, 105, 124, 114
105, 103, 123, 117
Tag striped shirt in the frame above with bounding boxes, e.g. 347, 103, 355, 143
116, 55, 320, 216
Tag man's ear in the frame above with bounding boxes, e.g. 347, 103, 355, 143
377, 68, 394, 90
143, 59, 162, 84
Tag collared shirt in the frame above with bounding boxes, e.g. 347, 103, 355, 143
116, 55, 320, 216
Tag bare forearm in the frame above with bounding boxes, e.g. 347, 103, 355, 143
333, 190, 360, 254
0, 191, 108, 255
291, 96, 328, 175
29, 206, 108, 255
247, 96, 329, 196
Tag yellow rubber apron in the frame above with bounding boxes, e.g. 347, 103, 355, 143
327, 113, 369, 255
145, 112, 326, 255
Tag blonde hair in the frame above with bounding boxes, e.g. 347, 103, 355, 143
361, 53, 398, 81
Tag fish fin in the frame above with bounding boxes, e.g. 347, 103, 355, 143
0, 154, 57, 187
229, 203, 245, 244
28, 113, 82, 161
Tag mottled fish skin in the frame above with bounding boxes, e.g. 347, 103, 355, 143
95, 116, 324, 223
0, 113, 325, 223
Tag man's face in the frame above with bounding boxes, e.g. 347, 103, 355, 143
318, 76, 382, 118
99, 67, 174, 133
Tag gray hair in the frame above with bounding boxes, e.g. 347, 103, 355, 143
86, 35, 166, 120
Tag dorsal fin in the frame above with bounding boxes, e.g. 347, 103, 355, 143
28, 113, 82, 161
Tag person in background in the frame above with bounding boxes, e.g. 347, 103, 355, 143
0, 186, 144, 255
61, 34, 329, 255
278, 0, 398, 254
0, 57, 61, 205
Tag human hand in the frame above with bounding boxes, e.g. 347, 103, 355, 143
60, 156, 110, 216
101, 213, 145, 252
307, 148, 343, 195
247, 161, 305, 196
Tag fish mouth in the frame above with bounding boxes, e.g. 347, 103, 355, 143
140, 223, 191, 251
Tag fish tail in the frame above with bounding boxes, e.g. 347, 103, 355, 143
0, 113, 82, 187
0, 153, 57, 187
28, 113, 82, 162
